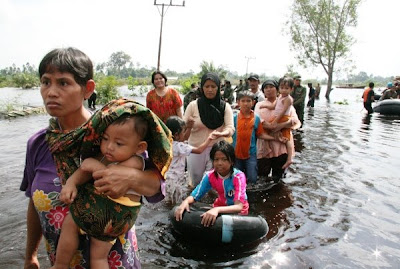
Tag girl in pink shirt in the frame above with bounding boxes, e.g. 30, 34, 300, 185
174, 141, 249, 227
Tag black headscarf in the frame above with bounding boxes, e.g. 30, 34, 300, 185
197, 72, 226, 129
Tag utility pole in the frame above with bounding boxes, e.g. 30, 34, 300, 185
245, 56, 255, 77
154, 0, 185, 71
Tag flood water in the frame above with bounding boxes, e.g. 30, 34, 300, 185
0, 86, 399, 268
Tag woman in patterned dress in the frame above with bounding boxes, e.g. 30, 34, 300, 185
146, 71, 183, 123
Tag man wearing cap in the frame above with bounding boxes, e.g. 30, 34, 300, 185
290, 75, 307, 126
380, 82, 398, 100
247, 74, 265, 109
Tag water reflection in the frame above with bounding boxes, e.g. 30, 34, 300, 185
248, 182, 294, 239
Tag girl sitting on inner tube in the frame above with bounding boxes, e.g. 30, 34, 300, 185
174, 140, 249, 227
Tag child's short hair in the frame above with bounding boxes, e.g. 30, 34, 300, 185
278, 76, 294, 89
236, 90, 255, 101
166, 116, 186, 136
39, 47, 93, 86
112, 114, 148, 140
210, 140, 236, 164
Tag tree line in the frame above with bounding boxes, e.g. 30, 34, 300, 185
1, 1, 398, 100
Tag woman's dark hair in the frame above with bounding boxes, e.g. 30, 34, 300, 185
166, 116, 186, 138
39, 47, 93, 86
210, 140, 236, 175
278, 76, 294, 89
151, 71, 168, 87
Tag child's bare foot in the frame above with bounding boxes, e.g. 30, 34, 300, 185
282, 159, 292, 169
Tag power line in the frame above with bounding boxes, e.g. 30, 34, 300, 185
154, 0, 185, 71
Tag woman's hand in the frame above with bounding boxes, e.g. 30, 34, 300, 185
262, 121, 273, 131
92, 164, 161, 198
92, 165, 136, 198
200, 207, 219, 227
273, 132, 288, 143
210, 130, 222, 140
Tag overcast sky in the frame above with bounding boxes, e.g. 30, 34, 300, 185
0, 0, 399, 80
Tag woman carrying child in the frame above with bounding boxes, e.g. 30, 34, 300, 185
21, 48, 170, 269
175, 141, 249, 227
258, 77, 296, 169
51, 98, 172, 269
255, 79, 301, 182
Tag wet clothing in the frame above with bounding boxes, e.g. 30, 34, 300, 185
254, 99, 300, 180
232, 111, 263, 183
362, 87, 375, 114
146, 87, 182, 123
71, 183, 141, 242
257, 154, 288, 182
191, 168, 249, 215
21, 99, 172, 268
21, 129, 163, 268
290, 85, 306, 125
307, 87, 315, 107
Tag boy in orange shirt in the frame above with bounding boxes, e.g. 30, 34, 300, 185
232, 91, 286, 183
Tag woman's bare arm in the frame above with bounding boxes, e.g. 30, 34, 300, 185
24, 199, 42, 269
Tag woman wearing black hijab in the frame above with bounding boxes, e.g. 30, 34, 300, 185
183, 72, 235, 186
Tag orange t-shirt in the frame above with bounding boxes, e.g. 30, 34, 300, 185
235, 111, 264, 159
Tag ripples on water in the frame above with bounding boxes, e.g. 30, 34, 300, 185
0, 88, 399, 268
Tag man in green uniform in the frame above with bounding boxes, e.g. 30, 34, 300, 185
291, 75, 307, 126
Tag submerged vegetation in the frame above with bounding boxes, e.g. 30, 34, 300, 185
0, 96, 46, 119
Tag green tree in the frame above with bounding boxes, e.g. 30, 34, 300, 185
287, 0, 361, 99
95, 76, 120, 104
198, 61, 228, 81
108, 51, 132, 74
13, 73, 39, 89
180, 75, 200, 95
